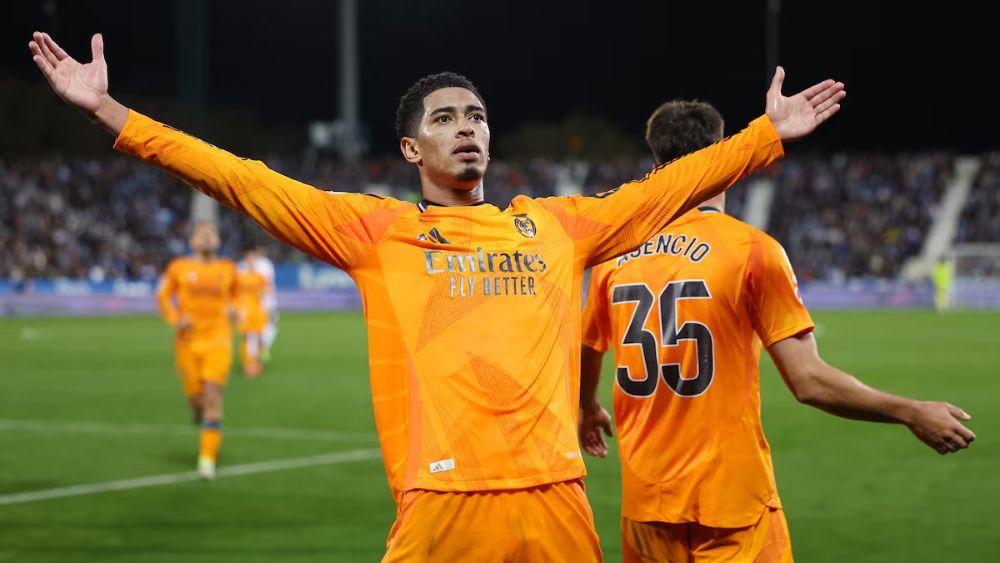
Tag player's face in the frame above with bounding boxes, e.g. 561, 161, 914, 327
404, 87, 490, 190
189, 223, 220, 254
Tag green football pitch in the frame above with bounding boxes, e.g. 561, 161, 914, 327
1, 311, 997, 562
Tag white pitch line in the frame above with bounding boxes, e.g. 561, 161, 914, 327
0, 419, 374, 442
0, 448, 382, 506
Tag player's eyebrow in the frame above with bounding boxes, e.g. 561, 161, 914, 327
429, 106, 457, 118
428, 105, 486, 118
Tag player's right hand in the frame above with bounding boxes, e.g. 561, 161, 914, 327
579, 402, 614, 458
29, 32, 109, 115
765, 66, 846, 142
177, 316, 194, 332
906, 401, 976, 455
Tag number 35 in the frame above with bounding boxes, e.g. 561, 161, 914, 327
611, 280, 715, 398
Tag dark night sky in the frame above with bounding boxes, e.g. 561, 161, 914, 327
3, 1, 998, 155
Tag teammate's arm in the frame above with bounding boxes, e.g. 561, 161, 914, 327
541, 69, 846, 266
29, 32, 392, 271
227, 263, 239, 324
155, 265, 181, 327
768, 333, 976, 455
579, 265, 614, 458
749, 235, 976, 456
580, 346, 613, 458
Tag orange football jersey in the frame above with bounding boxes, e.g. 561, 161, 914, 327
116, 110, 783, 501
157, 256, 237, 347
235, 269, 269, 333
583, 208, 814, 528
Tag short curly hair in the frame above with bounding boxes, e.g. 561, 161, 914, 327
645, 100, 724, 165
395, 72, 486, 141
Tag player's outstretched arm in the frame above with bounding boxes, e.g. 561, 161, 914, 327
29, 32, 391, 272
544, 69, 845, 267
768, 333, 976, 455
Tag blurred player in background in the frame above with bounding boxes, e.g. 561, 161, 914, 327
236, 246, 271, 378
933, 255, 955, 312
579, 100, 977, 562
30, 31, 845, 561
156, 221, 237, 480
244, 243, 279, 362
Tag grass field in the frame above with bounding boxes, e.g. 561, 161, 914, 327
1, 310, 997, 562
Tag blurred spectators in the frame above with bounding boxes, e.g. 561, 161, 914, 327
0, 152, 955, 282
769, 153, 952, 282
0, 157, 188, 282
0, 155, 569, 281
956, 151, 1000, 243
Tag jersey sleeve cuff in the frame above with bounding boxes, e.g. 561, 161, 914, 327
112, 109, 153, 157
762, 322, 814, 349
582, 338, 610, 354
752, 115, 785, 161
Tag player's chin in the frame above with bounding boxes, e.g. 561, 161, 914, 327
453, 164, 486, 185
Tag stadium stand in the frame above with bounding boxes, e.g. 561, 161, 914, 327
956, 151, 1000, 244
0, 157, 189, 281
768, 153, 953, 282
0, 153, 965, 284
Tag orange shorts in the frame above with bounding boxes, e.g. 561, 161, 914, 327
238, 306, 267, 334
382, 479, 602, 562
175, 339, 232, 397
622, 507, 792, 563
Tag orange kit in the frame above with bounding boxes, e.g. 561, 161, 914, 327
584, 208, 813, 560
157, 257, 237, 396
117, 110, 783, 558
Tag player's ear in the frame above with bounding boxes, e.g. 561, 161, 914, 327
400, 137, 421, 165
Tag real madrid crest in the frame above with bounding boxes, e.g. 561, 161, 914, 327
514, 214, 537, 238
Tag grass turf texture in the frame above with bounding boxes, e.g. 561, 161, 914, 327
0, 311, 996, 562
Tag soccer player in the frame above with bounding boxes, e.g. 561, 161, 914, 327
245, 244, 279, 362
156, 221, 237, 480
932, 255, 954, 312
30, 31, 844, 561
579, 100, 977, 562
236, 247, 270, 378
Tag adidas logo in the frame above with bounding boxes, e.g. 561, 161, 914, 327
417, 227, 450, 244
429, 458, 455, 474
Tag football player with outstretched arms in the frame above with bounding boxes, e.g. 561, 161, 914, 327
30, 31, 844, 561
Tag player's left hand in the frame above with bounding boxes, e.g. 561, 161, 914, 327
766, 66, 846, 142
579, 403, 614, 458
906, 401, 976, 455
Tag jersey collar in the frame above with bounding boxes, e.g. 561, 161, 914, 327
418, 198, 490, 212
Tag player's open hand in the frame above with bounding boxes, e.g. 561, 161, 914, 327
907, 401, 976, 455
579, 402, 614, 458
766, 66, 846, 142
29, 32, 109, 116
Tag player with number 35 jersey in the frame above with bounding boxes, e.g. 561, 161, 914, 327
580, 100, 977, 563
583, 203, 811, 558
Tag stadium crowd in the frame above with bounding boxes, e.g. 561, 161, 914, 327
769, 153, 952, 282
956, 151, 1000, 243
0, 152, 955, 283
0, 157, 189, 282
